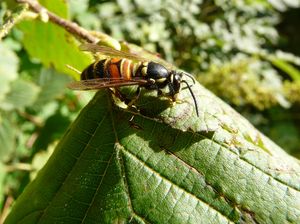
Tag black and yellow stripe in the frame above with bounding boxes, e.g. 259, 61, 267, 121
80, 58, 149, 81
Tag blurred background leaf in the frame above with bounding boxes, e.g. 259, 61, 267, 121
17, 0, 92, 78
0, 43, 18, 105
0, 79, 40, 111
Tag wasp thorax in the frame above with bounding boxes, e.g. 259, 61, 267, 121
147, 62, 169, 80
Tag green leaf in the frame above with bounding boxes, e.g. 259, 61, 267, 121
0, 118, 16, 162
0, 43, 18, 104
268, 57, 300, 82
0, 162, 6, 210
69, 0, 89, 17
0, 79, 40, 111
32, 68, 72, 109
17, 0, 92, 78
4, 82, 300, 223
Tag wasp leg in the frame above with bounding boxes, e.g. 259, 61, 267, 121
166, 83, 181, 104
110, 88, 138, 110
110, 88, 128, 102
171, 96, 184, 106
127, 87, 141, 107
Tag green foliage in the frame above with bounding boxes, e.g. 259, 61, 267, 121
0, 3, 27, 40
70, 0, 300, 155
0, 117, 16, 162
0, 43, 18, 104
0, 35, 92, 217
2, 1, 91, 218
284, 81, 300, 103
198, 57, 290, 110
1, 79, 40, 111
74, 0, 300, 108
17, 0, 92, 78
268, 56, 300, 82
5, 90, 300, 224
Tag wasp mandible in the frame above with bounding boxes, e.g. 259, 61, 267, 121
68, 44, 199, 116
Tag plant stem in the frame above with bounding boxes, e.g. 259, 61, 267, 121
0, 4, 28, 40
16, 0, 99, 43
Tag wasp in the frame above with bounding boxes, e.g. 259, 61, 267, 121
68, 43, 199, 116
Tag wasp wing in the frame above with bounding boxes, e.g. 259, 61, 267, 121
80, 44, 149, 62
68, 77, 149, 90
80, 44, 176, 69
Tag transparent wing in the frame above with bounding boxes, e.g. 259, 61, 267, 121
80, 43, 179, 71
67, 77, 149, 90
80, 44, 149, 62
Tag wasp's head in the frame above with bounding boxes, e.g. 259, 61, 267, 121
168, 71, 183, 100
146, 62, 199, 116
169, 71, 199, 116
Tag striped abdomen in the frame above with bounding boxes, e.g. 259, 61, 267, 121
81, 58, 148, 80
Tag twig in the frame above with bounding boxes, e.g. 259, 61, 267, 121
0, 4, 28, 40
0, 196, 14, 223
18, 110, 43, 127
16, 0, 99, 43
5, 163, 33, 172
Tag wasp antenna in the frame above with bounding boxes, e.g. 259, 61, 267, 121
66, 64, 81, 74
182, 80, 199, 117
182, 72, 196, 85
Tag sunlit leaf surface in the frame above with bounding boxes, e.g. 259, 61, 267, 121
5, 82, 300, 223
17, 0, 92, 79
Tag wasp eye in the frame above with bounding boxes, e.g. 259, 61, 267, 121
147, 62, 169, 79
175, 74, 181, 80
